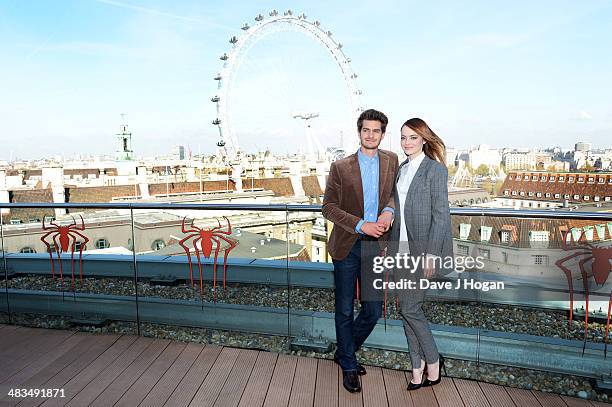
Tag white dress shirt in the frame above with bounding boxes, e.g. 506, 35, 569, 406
397, 151, 425, 243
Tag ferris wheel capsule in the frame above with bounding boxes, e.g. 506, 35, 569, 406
212, 118, 221, 125
284, 9, 293, 16
255, 14, 264, 21
241, 23, 250, 30
214, 73, 222, 81
220, 53, 228, 61
269, 10, 278, 16
314, 20, 320, 26
211, 95, 220, 102
229, 36, 238, 44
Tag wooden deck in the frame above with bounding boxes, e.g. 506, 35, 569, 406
0, 324, 607, 407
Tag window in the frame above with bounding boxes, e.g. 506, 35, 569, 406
584, 195, 590, 201
512, 191, 518, 196
28, 218, 40, 223
519, 191, 525, 196
595, 224, 606, 240
588, 177, 594, 184
459, 223, 471, 240
598, 178, 605, 184
536, 192, 542, 197
502, 252, 508, 263
545, 193, 551, 198
577, 177, 584, 183
570, 227, 582, 243
594, 196, 600, 202
457, 245, 469, 256
564, 194, 570, 199
568, 176, 574, 182
524, 175, 529, 180
573, 194, 579, 200
529, 231, 549, 242
19, 247, 36, 253
478, 248, 490, 259
583, 226, 594, 241
558, 176, 565, 181
549, 176, 556, 182
500, 231, 510, 243
151, 239, 166, 251
531, 175, 538, 181
529, 231, 550, 248
554, 193, 560, 198
95, 238, 110, 249
540, 176, 546, 181
606, 197, 611, 202
504, 190, 510, 196
533, 255, 549, 265
10, 219, 22, 225
46, 244, 56, 254
608, 178, 612, 184
515, 175, 521, 181
528, 192, 534, 197
44, 216, 55, 222
73, 241, 85, 252
480, 226, 492, 242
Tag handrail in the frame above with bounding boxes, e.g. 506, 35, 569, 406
0, 202, 610, 219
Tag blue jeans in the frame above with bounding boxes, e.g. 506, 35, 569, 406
333, 239, 383, 371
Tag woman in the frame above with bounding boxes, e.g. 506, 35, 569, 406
390, 118, 453, 390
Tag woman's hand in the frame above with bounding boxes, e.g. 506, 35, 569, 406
423, 254, 437, 278
377, 211, 393, 232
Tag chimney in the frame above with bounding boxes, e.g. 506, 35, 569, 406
232, 164, 243, 192
0, 169, 8, 215
42, 166, 66, 217
137, 166, 150, 198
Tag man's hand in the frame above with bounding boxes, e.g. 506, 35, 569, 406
360, 221, 386, 238
377, 211, 393, 232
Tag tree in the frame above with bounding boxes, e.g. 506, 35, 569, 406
475, 164, 489, 177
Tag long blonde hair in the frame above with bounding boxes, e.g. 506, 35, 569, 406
402, 118, 446, 164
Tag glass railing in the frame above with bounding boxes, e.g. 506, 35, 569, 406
0, 202, 610, 401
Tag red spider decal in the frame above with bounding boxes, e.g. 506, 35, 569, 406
178, 217, 237, 304
40, 215, 89, 290
555, 227, 612, 356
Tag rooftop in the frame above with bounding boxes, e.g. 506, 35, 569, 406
0, 324, 602, 407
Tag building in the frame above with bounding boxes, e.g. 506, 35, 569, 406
503, 152, 537, 170
497, 171, 612, 208
468, 145, 501, 170
575, 142, 592, 153
452, 213, 612, 279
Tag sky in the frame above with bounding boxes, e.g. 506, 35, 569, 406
1, 0, 611, 160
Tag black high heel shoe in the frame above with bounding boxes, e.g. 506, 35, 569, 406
407, 364, 426, 391
423, 355, 446, 387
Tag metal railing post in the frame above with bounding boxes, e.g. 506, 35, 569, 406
1, 211, 11, 324
129, 206, 141, 335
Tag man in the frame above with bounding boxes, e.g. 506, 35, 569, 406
322, 109, 399, 393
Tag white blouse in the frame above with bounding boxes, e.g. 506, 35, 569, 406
397, 151, 425, 243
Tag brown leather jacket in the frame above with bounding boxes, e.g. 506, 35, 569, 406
322, 149, 399, 260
